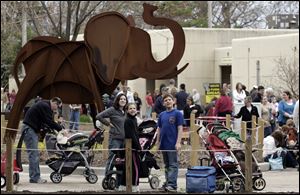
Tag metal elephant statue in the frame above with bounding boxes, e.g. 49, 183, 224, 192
5, 3, 188, 141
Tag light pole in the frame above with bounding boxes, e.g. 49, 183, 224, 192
207, 1, 212, 28
256, 60, 260, 86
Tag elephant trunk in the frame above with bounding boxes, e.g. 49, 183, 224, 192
140, 3, 186, 77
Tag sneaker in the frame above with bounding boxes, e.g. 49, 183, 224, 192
117, 185, 126, 192
30, 178, 47, 184
159, 183, 167, 191
132, 185, 140, 192
165, 186, 177, 192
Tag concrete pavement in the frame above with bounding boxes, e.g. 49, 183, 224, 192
1, 165, 299, 193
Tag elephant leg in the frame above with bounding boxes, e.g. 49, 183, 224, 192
5, 75, 44, 142
89, 104, 98, 129
5, 75, 44, 172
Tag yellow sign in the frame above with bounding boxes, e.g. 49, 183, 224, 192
205, 83, 220, 103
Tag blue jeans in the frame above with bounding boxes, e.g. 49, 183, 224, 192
69, 110, 80, 130
145, 106, 152, 119
105, 138, 124, 187
22, 124, 40, 182
162, 151, 179, 189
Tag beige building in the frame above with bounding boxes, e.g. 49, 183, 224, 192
9, 28, 299, 117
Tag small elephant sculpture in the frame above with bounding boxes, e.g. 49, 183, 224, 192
5, 3, 188, 142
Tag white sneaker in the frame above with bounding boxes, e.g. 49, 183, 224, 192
117, 185, 126, 191
132, 185, 140, 192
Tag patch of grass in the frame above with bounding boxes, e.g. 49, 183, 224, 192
80, 114, 92, 123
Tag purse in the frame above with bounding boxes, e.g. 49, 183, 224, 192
269, 153, 283, 170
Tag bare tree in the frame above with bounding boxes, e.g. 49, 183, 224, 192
263, 1, 299, 15
38, 1, 104, 41
272, 47, 299, 98
212, 1, 266, 28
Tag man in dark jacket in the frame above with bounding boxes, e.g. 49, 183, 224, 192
22, 97, 63, 183
175, 83, 189, 111
253, 85, 265, 103
154, 87, 168, 115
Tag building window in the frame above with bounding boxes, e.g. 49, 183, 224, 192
280, 22, 285, 28
285, 22, 289, 28
272, 16, 276, 20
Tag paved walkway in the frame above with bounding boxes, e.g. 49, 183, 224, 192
1, 166, 299, 193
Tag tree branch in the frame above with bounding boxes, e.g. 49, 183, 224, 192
40, 1, 60, 36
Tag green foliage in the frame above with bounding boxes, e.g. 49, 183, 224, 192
80, 114, 92, 123
1, 22, 38, 88
1, 30, 22, 88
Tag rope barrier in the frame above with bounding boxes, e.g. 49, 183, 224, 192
1, 143, 298, 153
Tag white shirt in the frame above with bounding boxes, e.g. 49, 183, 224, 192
263, 135, 278, 158
192, 92, 201, 105
232, 89, 246, 104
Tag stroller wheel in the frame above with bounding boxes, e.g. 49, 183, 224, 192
252, 177, 266, 191
216, 180, 225, 191
149, 176, 160, 189
102, 177, 109, 190
13, 173, 20, 184
1, 175, 6, 188
86, 174, 98, 184
225, 182, 230, 193
108, 177, 117, 190
50, 172, 62, 183
231, 177, 245, 192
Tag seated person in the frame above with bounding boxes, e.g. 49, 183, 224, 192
263, 130, 298, 168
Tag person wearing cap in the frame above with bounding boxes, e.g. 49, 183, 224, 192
21, 97, 63, 183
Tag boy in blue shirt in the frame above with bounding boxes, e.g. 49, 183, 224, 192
156, 94, 184, 192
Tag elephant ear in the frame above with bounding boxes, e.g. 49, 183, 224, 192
84, 12, 130, 85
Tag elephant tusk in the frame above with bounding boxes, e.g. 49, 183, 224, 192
157, 63, 189, 79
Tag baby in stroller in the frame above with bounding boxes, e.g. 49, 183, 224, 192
45, 125, 104, 184
102, 119, 160, 191
198, 122, 266, 192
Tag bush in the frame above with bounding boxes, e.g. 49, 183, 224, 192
80, 114, 92, 123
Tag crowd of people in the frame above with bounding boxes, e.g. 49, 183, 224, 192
1, 78, 299, 191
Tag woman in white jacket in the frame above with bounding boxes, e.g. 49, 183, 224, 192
232, 82, 246, 104
263, 130, 285, 160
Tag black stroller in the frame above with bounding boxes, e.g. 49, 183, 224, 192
45, 126, 104, 184
102, 120, 160, 190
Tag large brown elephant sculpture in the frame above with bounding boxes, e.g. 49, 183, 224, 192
4, 3, 188, 141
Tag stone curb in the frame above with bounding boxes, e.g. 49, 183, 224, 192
21, 162, 270, 176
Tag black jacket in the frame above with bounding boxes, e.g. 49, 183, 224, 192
183, 104, 203, 126
124, 114, 142, 151
234, 104, 260, 129
23, 100, 62, 132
